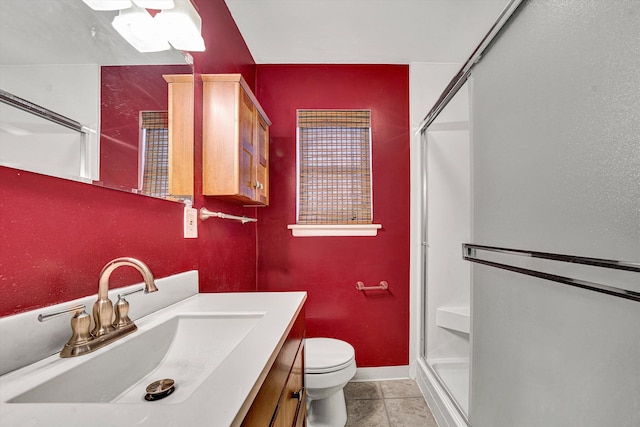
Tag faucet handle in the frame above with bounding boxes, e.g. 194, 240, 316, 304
38, 305, 94, 358
60, 308, 93, 358
118, 287, 144, 299
114, 287, 143, 328
38, 304, 86, 322
66, 309, 92, 345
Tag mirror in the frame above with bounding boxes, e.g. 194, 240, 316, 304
0, 0, 194, 201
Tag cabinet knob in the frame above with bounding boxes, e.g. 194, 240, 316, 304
292, 388, 304, 401
254, 181, 264, 189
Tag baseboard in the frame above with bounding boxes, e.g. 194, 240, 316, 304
351, 365, 411, 382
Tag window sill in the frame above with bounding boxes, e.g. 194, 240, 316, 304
287, 224, 382, 237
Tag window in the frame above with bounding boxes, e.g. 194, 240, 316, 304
288, 109, 381, 236
139, 111, 169, 198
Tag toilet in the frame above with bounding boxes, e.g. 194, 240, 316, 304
305, 338, 357, 427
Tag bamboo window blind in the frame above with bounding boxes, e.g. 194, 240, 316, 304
297, 110, 372, 224
140, 111, 169, 198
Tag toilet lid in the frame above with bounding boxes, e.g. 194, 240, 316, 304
305, 338, 355, 374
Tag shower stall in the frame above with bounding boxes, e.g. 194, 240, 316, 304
415, 0, 640, 426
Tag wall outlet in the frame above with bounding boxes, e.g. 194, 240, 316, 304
184, 206, 198, 238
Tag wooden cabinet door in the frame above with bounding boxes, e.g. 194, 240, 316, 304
241, 308, 305, 427
272, 346, 305, 427
238, 87, 256, 201
201, 74, 270, 205
255, 113, 269, 205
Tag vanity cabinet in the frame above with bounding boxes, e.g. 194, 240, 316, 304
241, 307, 305, 427
272, 346, 305, 427
201, 74, 271, 206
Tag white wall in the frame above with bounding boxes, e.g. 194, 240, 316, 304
0, 64, 100, 180
469, 1, 640, 426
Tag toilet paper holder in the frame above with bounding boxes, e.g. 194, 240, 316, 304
356, 281, 389, 291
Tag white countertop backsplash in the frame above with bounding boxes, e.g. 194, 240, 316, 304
0, 270, 199, 376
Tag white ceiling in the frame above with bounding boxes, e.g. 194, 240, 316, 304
224, 0, 509, 64
1, 1, 509, 67
0, 0, 187, 66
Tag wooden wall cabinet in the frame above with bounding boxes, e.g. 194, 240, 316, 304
163, 74, 194, 197
240, 307, 306, 427
202, 74, 271, 205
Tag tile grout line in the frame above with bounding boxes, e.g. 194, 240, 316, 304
379, 382, 392, 426
345, 380, 432, 426
382, 398, 392, 426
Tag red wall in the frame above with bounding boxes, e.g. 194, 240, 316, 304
190, 0, 259, 292
190, 0, 256, 89
0, 167, 196, 315
100, 64, 192, 191
0, 0, 257, 317
255, 65, 411, 367
1, 2, 412, 370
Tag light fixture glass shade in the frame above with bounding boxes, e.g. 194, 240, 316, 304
112, 6, 171, 52
82, 0, 133, 11
156, 0, 206, 52
131, 0, 175, 9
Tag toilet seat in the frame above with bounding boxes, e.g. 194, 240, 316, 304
305, 338, 355, 374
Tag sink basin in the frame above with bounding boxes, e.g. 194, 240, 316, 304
0, 291, 307, 427
9, 313, 263, 404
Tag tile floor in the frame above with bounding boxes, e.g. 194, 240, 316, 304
344, 379, 438, 427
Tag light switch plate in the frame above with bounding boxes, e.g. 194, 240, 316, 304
184, 206, 198, 238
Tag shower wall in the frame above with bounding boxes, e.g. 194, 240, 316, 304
425, 81, 471, 361
423, 81, 471, 415
469, 1, 640, 426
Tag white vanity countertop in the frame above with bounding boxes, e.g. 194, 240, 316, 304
0, 291, 307, 427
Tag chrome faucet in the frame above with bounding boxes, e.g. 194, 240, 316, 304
92, 257, 158, 337
39, 257, 158, 358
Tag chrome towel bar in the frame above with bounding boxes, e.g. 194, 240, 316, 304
199, 208, 257, 224
462, 244, 640, 302
0, 88, 85, 133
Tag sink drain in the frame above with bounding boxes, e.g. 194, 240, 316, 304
144, 378, 175, 401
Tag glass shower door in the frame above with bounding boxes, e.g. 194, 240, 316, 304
420, 81, 472, 420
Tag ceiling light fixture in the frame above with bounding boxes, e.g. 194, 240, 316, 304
131, 0, 175, 9
111, 5, 171, 52
156, 0, 205, 52
82, 0, 133, 11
